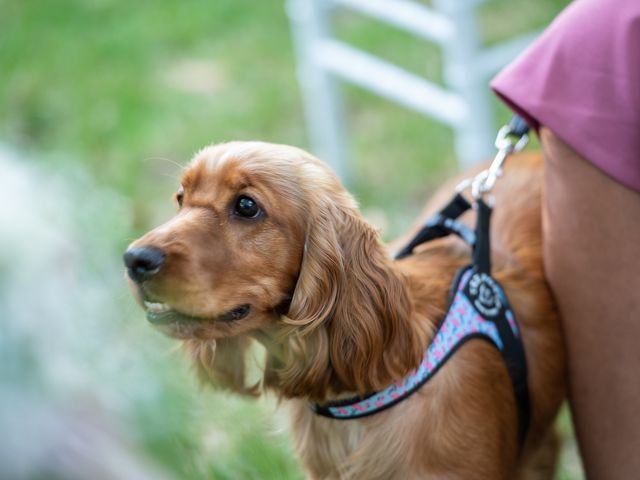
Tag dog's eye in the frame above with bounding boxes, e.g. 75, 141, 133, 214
175, 185, 184, 207
234, 195, 261, 218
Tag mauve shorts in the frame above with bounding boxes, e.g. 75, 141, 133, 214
491, 0, 640, 192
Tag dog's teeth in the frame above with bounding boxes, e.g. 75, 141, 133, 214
144, 301, 171, 314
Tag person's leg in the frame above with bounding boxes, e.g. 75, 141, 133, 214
541, 127, 640, 479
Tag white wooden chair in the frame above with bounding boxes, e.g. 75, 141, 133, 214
286, 0, 540, 180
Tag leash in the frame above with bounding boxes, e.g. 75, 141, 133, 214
395, 114, 530, 259
455, 114, 530, 201
313, 115, 532, 448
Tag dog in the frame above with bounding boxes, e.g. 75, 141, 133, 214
124, 142, 566, 479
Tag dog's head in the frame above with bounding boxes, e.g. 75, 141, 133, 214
125, 142, 420, 398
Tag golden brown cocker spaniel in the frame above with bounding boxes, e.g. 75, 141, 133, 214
125, 142, 565, 479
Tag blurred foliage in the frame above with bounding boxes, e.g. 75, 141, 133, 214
0, 0, 580, 478
1, 0, 569, 235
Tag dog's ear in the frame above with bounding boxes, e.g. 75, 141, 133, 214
281, 200, 422, 396
286, 201, 344, 330
328, 211, 422, 393
272, 201, 341, 398
184, 336, 260, 396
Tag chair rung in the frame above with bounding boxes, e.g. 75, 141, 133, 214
331, 0, 454, 44
315, 40, 468, 126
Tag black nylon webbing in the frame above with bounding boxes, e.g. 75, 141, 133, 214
395, 192, 531, 450
394, 194, 473, 260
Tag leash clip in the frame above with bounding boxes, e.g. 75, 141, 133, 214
456, 116, 530, 199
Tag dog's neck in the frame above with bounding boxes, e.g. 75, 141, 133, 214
254, 243, 450, 403
195, 205, 464, 403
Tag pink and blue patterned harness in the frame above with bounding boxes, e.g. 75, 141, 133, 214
312, 194, 530, 446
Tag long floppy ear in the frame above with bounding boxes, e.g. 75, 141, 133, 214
279, 200, 423, 398
183, 336, 260, 396
286, 201, 344, 329
272, 201, 342, 399
329, 211, 423, 393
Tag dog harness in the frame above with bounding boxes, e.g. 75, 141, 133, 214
312, 192, 531, 447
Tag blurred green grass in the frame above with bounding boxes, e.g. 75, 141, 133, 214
1, 0, 569, 233
0, 0, 580, 478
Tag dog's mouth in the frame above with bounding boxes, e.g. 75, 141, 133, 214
142, 301, 251, 325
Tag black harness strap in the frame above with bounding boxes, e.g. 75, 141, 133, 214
395, 193, 474, 260
469, 198, 530, 447
395, 194, 531, 449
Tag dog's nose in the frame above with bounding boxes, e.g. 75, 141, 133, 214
123, 246, 166, 283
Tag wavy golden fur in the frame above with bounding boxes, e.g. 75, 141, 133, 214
126, 142, 566, 479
